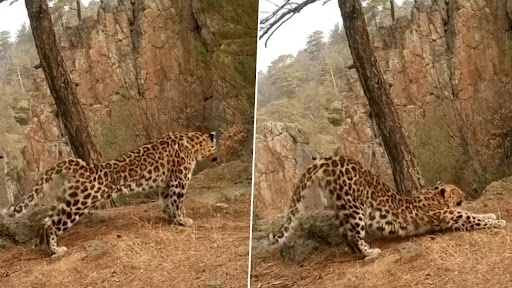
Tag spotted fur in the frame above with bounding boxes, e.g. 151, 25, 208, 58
2, 131, 217, 256
269, 155, 506, 259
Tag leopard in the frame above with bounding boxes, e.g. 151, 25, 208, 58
1, 131, 217, 256
268, 155, 506, 260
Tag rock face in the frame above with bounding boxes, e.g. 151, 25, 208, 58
337, 0, 512, 188
254, 121, 397, 219
16, 0, 255, 195
254, 0, 512, 219
254, 122, 321, 219
375, 0, 512, 111
337, 72, 395, 190
473, 176, 512, 215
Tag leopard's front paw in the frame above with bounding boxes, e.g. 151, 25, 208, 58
495, 219, 506, 228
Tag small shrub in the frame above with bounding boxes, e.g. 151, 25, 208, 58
192, 41, 211, 68
96, 98, 140, 159
410, 100, 465, 187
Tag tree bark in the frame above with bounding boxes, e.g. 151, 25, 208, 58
337, 0, 424, 195
389, 0, 396, 22
1, 151, 16, 206
76, 0, 82, 22
25, 0, 101, 163
16, 66, 26, 95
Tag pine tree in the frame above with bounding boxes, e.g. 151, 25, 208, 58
305, 30, 325, 62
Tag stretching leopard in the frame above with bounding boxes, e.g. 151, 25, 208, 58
268, 155, 506, 259
1, 131, 217, 256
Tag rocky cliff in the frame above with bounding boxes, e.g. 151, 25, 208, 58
254, 0, 512, 219
13, 0, 256, 199
254, 122, 321, 218
338, 0, 512, 190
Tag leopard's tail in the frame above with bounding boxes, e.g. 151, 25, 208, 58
1, 159, 78, 218
267, 161, 323, 247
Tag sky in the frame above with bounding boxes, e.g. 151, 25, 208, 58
0, 0, 92, 39
0, 0, 28, 38
256, 0, 405, 72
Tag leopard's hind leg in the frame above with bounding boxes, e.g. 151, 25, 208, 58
40, 182, 112, 256
335, 211, 359, 254
339, 201, 381, 260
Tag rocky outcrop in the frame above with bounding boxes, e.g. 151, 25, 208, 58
337, 71, 395, 189
374, 0, 512, 109
254, 122, 321, 219
254, 121, 399, 219
24, 0, 208, 172
253, 0, 512, 219
18, 0, 255, 189
337, 0, 512, 187
472, 176, 512, 215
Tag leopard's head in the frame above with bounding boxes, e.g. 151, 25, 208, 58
197, 131, 217, 163
433, 182, 465, 208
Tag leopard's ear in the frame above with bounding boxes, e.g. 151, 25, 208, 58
434, 181, 442, 190
209, 131, 216, 142
439, 187, 447, 198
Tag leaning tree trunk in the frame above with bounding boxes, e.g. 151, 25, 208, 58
0, 0, 106, 245
76, 0, 82, 22
337, 0, 424, 196
1, 150, 18, 207
25, 0, 101, 163
389, 0, 396, 23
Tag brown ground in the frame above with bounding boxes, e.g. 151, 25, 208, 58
0, 196, 251, 288
250, 178, 512, 288
0, 161, 253, 288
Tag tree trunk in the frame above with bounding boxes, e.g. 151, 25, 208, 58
16, 66, 26, 95
329, 66, 344, 119
389, 0, 396, 23
76, 0, 82, 22
0, 150, 15, 207
25, 0, 101, 163
337, 0, 424, 196
2, 152, 16, 206
329, 67, 340, 96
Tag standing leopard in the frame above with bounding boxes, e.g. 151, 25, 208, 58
1, 131, 217, 256
268, 155, 506, 259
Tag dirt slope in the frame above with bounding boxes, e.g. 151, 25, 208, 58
0, 161, 252, 288
250, 177, 512, 288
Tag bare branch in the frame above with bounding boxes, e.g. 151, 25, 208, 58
345, 63, 355, 70
0, 0, 18, 5
265, 0, 282, 8
259, 0, 323, 46
263, 12, 296, 47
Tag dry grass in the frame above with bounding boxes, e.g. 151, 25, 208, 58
251, 221, 512, 288
250, 189, 512, 288
0, 195, 251, 288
